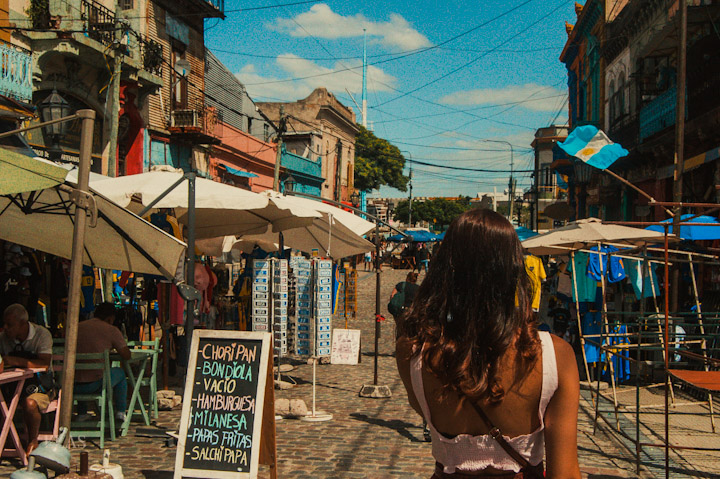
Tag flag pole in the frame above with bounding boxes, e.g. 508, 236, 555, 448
602, 169, 674, 218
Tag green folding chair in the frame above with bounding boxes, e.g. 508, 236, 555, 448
67, 350, 116, 448
127, 339, 161, 419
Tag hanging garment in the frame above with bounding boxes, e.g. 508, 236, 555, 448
602, 324, 632, 383
525, 255, 547, 311
624, 259, 660, 300
588, 246, 626, 283
568, 252, 598, 303
582, 310, 602, 363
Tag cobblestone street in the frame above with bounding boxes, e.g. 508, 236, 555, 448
0, 268, 678, 478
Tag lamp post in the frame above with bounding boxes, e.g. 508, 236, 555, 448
38, 89, 72, 161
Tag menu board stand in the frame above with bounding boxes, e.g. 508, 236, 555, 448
174, 330, 277, 479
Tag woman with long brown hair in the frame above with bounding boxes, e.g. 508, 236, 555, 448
396, 209, 580, 478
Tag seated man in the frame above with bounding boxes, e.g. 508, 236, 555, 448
75, 302, 131, 423
0, 304, 53, 454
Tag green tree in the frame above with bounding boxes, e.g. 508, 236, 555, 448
354, 126, 409, 192
393, 197, 473, 229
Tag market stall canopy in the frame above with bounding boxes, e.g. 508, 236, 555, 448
240, 192, 376, 259
515, 226, 539, 241
521, 217, 673, 255
89, 170, 322, 238
646, 214, 720, 241
388, 229, 440, 243
0, 149, 69, 195
0, 173, 187, 278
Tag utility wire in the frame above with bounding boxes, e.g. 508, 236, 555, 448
375, 0, 570, 107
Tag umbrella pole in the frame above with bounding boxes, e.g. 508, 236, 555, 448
359, 221, 391, 398
59, 110, 97, 434
571, 251, 594, 405
185, 173, 197, 364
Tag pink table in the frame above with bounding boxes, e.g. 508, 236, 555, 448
0, 368, 35, 465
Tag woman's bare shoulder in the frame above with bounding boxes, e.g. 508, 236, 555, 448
549, 333, 579, 386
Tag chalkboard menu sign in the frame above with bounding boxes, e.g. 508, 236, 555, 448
174, 331, 272, 479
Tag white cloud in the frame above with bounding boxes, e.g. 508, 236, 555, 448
439, 83, 567, 112
269, 4, 431, 51
236, 54, 397, 103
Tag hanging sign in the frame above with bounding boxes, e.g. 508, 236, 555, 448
174, 330, 273, 479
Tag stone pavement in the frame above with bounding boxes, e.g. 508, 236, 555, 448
0, 268, 678, 478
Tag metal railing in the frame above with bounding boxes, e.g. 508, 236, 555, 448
81, 0, 116, 46
0, 43, 32, 101
138, 36, 163, 76
639, 87, 684, 141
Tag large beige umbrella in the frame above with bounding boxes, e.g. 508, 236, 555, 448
0, 149, 68, 195
241, 192, 376, 259
0, 176, 187, 278
521, 217, 673, 255
89, 170, 321, 238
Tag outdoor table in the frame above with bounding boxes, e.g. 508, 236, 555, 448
112, 349, 154, 436
0, 368, 42, 465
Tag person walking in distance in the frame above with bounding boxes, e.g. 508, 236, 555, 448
415, 243, 430, 273
395, 209, 580, 478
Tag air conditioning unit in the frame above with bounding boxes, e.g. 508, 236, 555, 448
170, 109, 200, 129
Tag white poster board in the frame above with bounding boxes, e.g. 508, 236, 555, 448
330, 329, 361, 365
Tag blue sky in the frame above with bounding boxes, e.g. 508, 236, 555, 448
205, 0, 577, 198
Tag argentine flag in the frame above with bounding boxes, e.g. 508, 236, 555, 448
558, 125, 629, 170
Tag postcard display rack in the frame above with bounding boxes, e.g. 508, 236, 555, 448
293, 257, 334, 422
251, 259, 289, 357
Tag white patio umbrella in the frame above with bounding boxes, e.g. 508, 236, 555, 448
521, 217, 674, 255
89, 170, 322, 238
240, 191, 376, 259
0, 168, 186, 278
196, 236, 281, 257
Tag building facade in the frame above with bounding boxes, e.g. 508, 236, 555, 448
560, 0, 720, 222
204, 51, 276, 191
258, 88, 359, 202
531, 125, 569, 230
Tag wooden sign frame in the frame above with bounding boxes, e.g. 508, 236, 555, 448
174, 330, 275, 479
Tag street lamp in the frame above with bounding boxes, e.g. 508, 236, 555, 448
350, 190, 360, 207
283, 174, 296, 194
38, 89, 72, 161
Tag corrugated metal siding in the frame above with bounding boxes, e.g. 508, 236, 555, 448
205, 51, 244, 131
146, 1, 205, 132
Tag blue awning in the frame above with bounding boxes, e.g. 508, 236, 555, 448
218, 164, 258, 178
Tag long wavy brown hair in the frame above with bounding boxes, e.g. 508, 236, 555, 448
397, 208, 540, 403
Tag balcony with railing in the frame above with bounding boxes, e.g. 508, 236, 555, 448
170, 100, 222, 144
639, 87, 687, 141
0, 44, 32, 102
81, 0, 116, 46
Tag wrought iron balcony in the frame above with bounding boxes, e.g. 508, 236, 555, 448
138, 36, 163, 76
81, 0, 116, 46
0, 43, 32, 102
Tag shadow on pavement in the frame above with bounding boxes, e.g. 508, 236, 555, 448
141, 471, 172, 478
349, 412, 425, 443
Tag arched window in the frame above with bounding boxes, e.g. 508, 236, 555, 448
617, 72, 626, 117
608, 80, 616, 122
